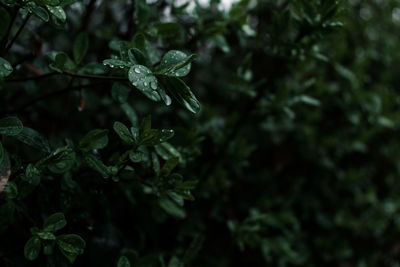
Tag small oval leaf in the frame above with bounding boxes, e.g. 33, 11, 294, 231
24, 236, 41, 261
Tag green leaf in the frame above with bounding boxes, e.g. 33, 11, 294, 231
159, 198, 186, 219
168, 256, 184, 267
155, 142, 182, 161
38, 0, 61, 6
140, 129, 159, 145
159, 129, 175, 142
41, 146, 75, 174
157, 86, 172, 106
113, 121, 135, 144
161, 157, 179, 177
112, 82, 131, 104
121, 103, 139, 128
129, 150, 144, 163
152, 152, 160, 175
158, 50, 195, 77
46, 5, 66, 22
128, 48, 151, 68
55, 53, 69, 70
43, 212, 67, 232
140, 115, 151, 133
161, 76, 200, 113
57, 234, 86, 263
27, 2, 49, 22
0, 7, 10, 41
24, 164, 41, 185
103, 59, 132, 69
128, 65, 161, 102
130, 127, 140, 142
0, 116, 23, 136
139, 128, 175, 146
176, 180, 198, 190
36, 231, 56, 240
117, 256, 131, 267
24, 236, 41, 261
80, 62, 107, 74
49, 52, 76, 72
135, 0, 149, 28
84, 153, 110, 179
79, 129, 109, 151
73, 32, 89, 64
0, 57, 13, 78
14, 127, 51, 153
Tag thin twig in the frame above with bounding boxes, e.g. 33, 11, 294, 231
0, 6, 19, 54
5, 13, 32, 53
7, 82, 103, 114
124, 0, 136, 39
79, 0, 97, 32
63, 71, 129, 81
6, 71, 59, 82
6, 71, 129, 82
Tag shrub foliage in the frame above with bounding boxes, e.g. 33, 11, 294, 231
0, 0, 399, 266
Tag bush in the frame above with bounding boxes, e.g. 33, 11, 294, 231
0, 0, 399, 266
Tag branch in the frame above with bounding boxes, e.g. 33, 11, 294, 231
124, 0, 136, 39
0, 6, 19, 54
5, 13, 32, 53
79, 0, 97, 32
7, 82, 103, 114
6, 71, 59, 82
63, 71, 129, 81
6, 70, 129, 82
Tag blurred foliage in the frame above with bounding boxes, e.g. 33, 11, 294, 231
1, 0, 400, 266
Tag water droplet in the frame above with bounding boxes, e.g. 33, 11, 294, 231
165, 95, 172, 106
133, 82, 138, 86
150, 82, 157, 89
110, 65, 114, 68
144, 82, 148, 87
160, 129, 174, 142
119, 66, 124, 68
134, 67, 141, 73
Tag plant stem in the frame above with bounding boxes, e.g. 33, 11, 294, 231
6, 71, 129, 82
63, 71, 129, 81
6, 71, 59, 82
7, 82, 103, 114
5, 13, 31, 53
79, 0, 97, 32
0, 6, 19, 55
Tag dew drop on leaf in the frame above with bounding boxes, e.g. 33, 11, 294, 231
165, 95, 172, 106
